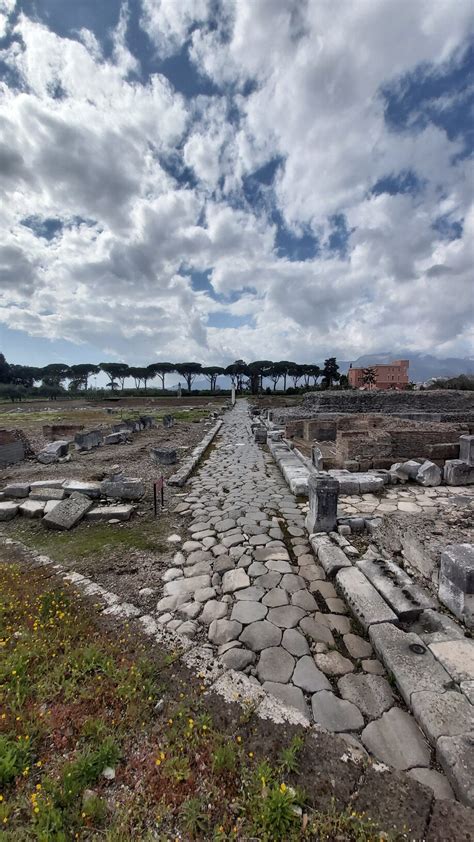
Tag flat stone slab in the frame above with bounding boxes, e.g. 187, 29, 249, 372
231, 601, 268, 624
356, 557, 436, 620
262, 588, 288, 607
370, 623, 454, 705
199, 600, 228, 625
281, 628, 310, 656
311, 690, 364, 732
343, 633, 373, 659
292, 655, 331, 692
257, 647, 295, 683
30, 487, 66, 501
280, 573, 306, 593
62, 480, 102, 498
411, 689, 474, 745
262, 681, 310, 720
43, 491, 93, 530
164, 574, 211, 597
336, 567, 398, 630
222, 568, 250, 593
314, 651, 354, 676
437, 734, 474, 807
267, 605, 306, 628
315, 543, 352, 577
208, 618, 242, 645
362, 708, 431, 770
253, 547, 290, 562
235, 586, 265, 602
338, 674, 394, 720
3, 483, 30, 498
86, 505, 133, 522
429, 638, 474, 684
239, 620, 282, 651
101, 478, 145, 501
0, 501, 19, 520
408, 767, 455, 801
299, 616, 335, 646
20, 500, 46, 518
220, 647, 255, 670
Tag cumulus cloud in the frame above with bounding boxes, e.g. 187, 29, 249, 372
0, 0, 472, 365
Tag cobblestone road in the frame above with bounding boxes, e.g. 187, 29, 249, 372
156, 401, 453, 794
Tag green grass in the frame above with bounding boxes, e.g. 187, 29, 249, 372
0, 562, 401, 841
6, 519, 167, 564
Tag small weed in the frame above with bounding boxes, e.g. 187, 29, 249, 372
181, 796, 208, 838
212, 740, 237, 773
0, 734, 32, 786
279, 735, 304, 774
164, 755, 191, 783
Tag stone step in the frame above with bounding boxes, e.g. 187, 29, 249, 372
356, 556, 436, 620
335, 568, 398, 630
85, 505, 133, 522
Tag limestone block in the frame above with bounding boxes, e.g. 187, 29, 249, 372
416, 460, 442, 487
104, 432, 127, 445
3, 483, 30, 498
43, 492, 93, 530
62, 480, 102, 498
0, 501, 19, 521
459, 434, 474, 466
336, 567, 397, 630
19, 500, 46, 518
151, 448, 177, 465
85, 505, 133, 522
74, 429, 103, 450
438, 544, 473, 627
305, 474, 339, 534
101, 478, 145, 500
30, 487, 66, 501
37, 440, 69, 464
444, 459, 474, 485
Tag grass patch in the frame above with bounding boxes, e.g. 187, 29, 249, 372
5, 519, 167, 564
0, 561, 399, 840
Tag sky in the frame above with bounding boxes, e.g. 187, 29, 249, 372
0, 0, 473, 368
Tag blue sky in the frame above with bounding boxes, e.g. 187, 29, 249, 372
0, 0, 473, 367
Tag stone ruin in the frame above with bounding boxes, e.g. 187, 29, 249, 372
35, 415, 158, 463
0, 472, 145, 530
0, 428, 33, 467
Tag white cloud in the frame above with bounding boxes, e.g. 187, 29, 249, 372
0, 0, 472, 367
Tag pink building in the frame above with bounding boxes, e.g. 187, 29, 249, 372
348, 359, 409, 390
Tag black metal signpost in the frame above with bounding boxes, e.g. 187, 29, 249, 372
153, 475, 165, 517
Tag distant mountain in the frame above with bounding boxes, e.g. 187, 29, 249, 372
345, 352, 474, 383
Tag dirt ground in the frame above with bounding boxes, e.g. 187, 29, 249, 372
0, 397, 228, 611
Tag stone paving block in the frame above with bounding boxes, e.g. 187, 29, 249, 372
0, 501, 19, 520
222, 568, 250, 593
429, 638, 474, 683
315, 543, 352, 576
163, 574, 211, 597
239, 620, 282, 651
437, 734, 474, 807
220, 648, 255, 670
311, 690, 364, 732
62, 480, 102, 498
261, 682, 310, 720
257, 647, 295, 683
361, 708, 430, 770
337, 674, 394, 720
410, 689, 473, 745
408, 767, 455, 800
199, 600, 228, 625
426, 798, 474, 840
101, 478, 145, 500
336, 567, 398, 630
369, 623, 452, 705
267, 605, 306, 628
231, 601, 268, 624
292, 655, 331, 692
235, 586, 265, 601
281, 628, 310, 656
343, 633, 373, 659
30, 487, 66, 501
314, 651, 354, 676
410, 609, 466, 645
208, 619, 242, 645
299, 616, 335, 646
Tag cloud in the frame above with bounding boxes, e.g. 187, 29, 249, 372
0, 0, 472, 367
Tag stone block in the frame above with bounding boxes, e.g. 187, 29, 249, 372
62, 480, 102, 499
86, 505, 133, 522
3, 482, 30, 498
104, 432, 127, 445
336, 567, 397, 630
356, 556, 436, 621
151, 447, 177, 465
43, 492, 93, 530
438, 544, 473, 626
0, 437, 25, 466
30, 487, 66, 501
357, 474, 385, 494
254, 428, 267, 444
0, 501, 19, 520
428, 638, 474, 684
315, 543, 351, 577
444, 459, 474, 485
437, 734, 474, 807
74, 429, 103, 450
305, 474, 339, 533
30, 479, 65, 489
19, 500, 45, 518
410, 689, 473, 745
37, 440, 69, 464
459, 434, 474, 466
162, 415, 174, 428
416, 460, 442, 487
311, 445, 323, 470
361, 708, 430, 770
101, 478, 145, 501
369, 623, 452, 705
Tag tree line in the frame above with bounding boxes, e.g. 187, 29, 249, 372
0, 354, 346, 399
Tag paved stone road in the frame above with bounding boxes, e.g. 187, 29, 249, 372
156, 401, 454, 795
